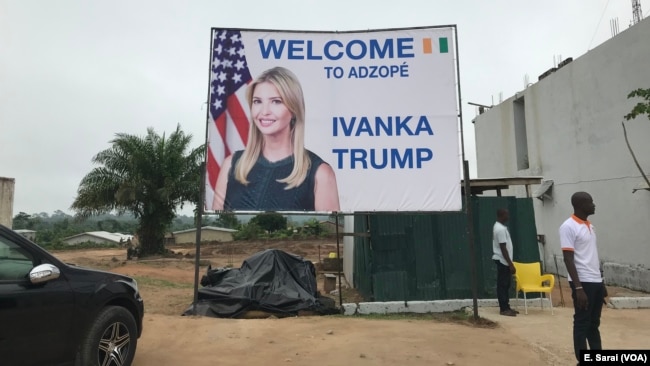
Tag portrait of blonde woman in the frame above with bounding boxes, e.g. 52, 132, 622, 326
212, 66, 340, 211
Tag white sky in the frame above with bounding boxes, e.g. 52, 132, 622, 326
1, 0, 648, 216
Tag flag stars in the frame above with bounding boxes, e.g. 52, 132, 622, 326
221, 59, 233, 69
218, 71, 227, 82
210, 31, 250, 105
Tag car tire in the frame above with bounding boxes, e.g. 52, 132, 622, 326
76, 306, 138, 366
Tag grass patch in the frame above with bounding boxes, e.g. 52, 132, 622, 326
133, 276, 193, 289
350, 311, 497, 328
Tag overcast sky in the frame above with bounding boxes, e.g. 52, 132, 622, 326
1, 0, 648, 217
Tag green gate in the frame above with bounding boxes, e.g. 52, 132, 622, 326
352, 196, 540, 301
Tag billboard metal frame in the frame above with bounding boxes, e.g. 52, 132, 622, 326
189, 25, 478, 318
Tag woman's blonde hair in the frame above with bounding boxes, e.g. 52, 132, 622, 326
234, 67, 310, 189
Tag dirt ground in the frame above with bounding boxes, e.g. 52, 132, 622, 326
51, 240, 650, 366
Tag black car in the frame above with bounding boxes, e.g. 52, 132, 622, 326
0, 224, 144, 366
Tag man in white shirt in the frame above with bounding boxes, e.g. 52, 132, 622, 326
560, 191, 607, 363
492, 208, 517, 316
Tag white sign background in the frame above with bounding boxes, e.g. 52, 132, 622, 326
216, 27, 461, 212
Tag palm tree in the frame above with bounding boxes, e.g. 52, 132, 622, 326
71, 125, 204, 257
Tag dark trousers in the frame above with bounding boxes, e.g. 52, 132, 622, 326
569, 281, 605, 361
495, 260, 512, 312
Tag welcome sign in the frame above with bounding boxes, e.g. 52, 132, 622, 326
205, 27, 462, 213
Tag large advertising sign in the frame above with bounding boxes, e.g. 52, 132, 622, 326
205, 27, 462, 213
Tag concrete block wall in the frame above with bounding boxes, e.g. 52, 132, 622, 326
548, 259, 650, 293
604, 263, 650, 293
0, 177, 15, 228
345, 298, 552, 315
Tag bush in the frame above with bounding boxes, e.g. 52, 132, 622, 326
42, 241, 120, 251
127, 245, 141, 260
272, 232, 289, 240
232, 222, 263, 240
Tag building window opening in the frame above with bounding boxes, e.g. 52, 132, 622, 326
514, 97, 529, 170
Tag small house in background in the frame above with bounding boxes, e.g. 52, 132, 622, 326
62, 231, 133, 246
14, 229, 36, 241
167, 226, 237, 245
319, 220, 344, 234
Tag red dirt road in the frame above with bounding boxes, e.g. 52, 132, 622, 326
51, 245, 650, 365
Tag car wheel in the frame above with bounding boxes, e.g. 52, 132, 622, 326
77, 306, 138, 366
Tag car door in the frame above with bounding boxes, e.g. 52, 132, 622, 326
0, 232, 76, 365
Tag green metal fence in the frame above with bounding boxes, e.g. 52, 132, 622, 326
352, 196, 540, 301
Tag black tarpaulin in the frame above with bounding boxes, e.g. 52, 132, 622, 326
185, 249, 337, 318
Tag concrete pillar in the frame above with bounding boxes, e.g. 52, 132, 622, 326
0, 177, 15, 228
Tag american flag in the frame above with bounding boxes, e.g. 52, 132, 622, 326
205, 29, 252, 210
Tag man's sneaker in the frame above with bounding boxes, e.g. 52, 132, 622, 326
500, 309, 517, 317
508, 308, 520, 314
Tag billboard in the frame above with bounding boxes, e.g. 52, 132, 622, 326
205, 27, 461, 213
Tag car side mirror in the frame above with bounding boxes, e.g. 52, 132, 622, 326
29, 264, 61, 284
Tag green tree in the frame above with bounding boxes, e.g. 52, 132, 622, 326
12, 212, 32, 229
213, 213, 240, 229
250, 213, 287, 233
52, 210, 70, 218
623, 88, 650, 189
302, 218, 325, 236
71, 125, 204, 257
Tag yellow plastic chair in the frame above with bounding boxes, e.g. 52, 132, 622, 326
513, 262, 555, 315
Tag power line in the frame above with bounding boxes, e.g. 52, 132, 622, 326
588, 0, 612, 50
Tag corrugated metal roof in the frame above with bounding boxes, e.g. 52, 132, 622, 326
63, 231, 133, 243
172, 226, 238, 235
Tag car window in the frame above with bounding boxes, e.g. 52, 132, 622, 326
0, 235, 35, 281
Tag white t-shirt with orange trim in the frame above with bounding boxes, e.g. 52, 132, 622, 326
559, 215, 602, 283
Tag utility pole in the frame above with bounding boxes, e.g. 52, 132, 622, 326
632, 0, 644, 25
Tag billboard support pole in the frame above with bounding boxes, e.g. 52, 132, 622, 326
192, 163, 205, 313
464, 160, 479, 320
335, 212, 343, 309
454, 26, 479, 320
192, 29, 216, 315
